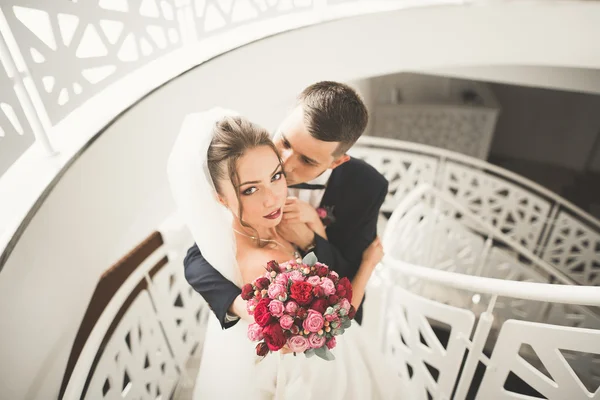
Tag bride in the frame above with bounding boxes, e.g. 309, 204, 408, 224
168, 108, 402, 399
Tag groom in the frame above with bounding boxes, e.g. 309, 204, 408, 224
184, 81, 388, 328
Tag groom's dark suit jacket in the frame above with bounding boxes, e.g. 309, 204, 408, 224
184, 157, 388, 328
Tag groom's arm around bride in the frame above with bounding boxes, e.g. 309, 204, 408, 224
183, 81, 388, 328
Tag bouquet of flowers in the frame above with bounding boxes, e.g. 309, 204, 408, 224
241, 253, 356, 361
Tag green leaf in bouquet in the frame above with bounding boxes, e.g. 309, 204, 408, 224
315, 346, 336, 361
342, 319, 352, 329
302, 252, 317, 267
331, 328, 343, 336
304, 348, 316, 358
324, 307, 334, 316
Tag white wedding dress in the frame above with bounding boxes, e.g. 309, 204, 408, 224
193, 312, 402, 399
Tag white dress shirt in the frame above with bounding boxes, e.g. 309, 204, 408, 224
287, 169, 332, 209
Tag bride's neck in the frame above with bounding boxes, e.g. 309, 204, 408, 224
232, 219, 277, 241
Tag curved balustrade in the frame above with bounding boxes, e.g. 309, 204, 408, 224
350, 136, 600, 287
376, 180, 600, 399
0, 0, 464, 177
378, 258, 600, 399
380, 181, 600, 325
62, 216, 209, 400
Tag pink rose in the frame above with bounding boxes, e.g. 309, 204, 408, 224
268, 284, 286, 300
340, 298, 351, 312
279, 314, 294, 330
268, 300, 285, 317
287, 335, 310, 353
320, 278, 336, 296
326, 337, 337, 350
275, 273, 289, 286
302, 310, 324, 333
289, 270, 305, 282
307, 276, 321, 286
316, 208, 327, 219
247, 323, 264, 341
328, 271, 339, 280
308, 333, 326, 349
285, 301, 299, 315
247, 298, 259, 314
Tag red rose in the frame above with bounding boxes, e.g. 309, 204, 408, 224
263, 322, 286, 351
241, 283, 254, 300
336, 277, 353, 302
254, 298, 273, 327
328, 273, 340, 284
297, 308, 308, 320
313, 285, 325, 298
290, 281, 314, 305
255, 277, 270, 290
256, 342, 269, 357
328, 294, 339, 306
348, 305, 357, 320
310, 298, 328, 314
266, 260, 279, 272
316, 265, 329, 277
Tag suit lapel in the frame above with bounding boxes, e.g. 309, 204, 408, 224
320, 164, 342, 208
319, 163, 347, 235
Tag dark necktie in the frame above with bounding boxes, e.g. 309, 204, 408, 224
288, 183, 326, 190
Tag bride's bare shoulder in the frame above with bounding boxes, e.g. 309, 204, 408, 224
237, 249, 272, 267
236, 247, 278, 283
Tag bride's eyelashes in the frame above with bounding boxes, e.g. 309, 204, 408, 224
240, 169, 285, 196
242, 186, 257, 196
272, 169, 285, 181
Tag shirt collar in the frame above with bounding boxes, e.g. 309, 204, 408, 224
307, 169, 332, 187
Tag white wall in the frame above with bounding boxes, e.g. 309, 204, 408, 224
348, 78, 374, 136
488, 83, 600, 171
2, 2, 600, 398
425, 65, 600, 96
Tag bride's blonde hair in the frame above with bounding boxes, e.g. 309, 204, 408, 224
207, 116, 283, 245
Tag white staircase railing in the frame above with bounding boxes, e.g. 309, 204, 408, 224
62, 216, 209, 400
379, 259, 600, 400
377, 183, 600, 399
351, 136, 600, 287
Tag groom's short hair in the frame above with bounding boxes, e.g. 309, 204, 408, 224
297, 81, 368, 157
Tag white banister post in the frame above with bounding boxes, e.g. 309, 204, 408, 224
535, 203, 559, 258
474, 237, 493, 277
433, 155, 446, 190
453, 295, 497, 400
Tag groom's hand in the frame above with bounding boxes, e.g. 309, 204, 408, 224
282, 197, 319, 225
277, 221, 314, 251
